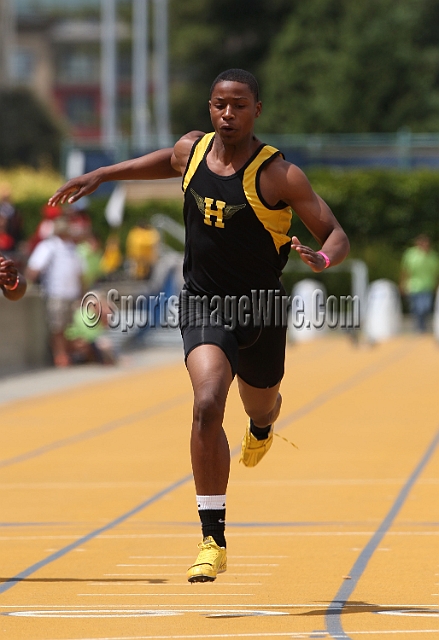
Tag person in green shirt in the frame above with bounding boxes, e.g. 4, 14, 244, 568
400, 234, 439, 332
65, 294, 116, 365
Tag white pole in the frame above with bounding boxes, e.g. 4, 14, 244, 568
132, 0, 150, 152
0, 0, 16, 87
153, 0, 171, 148
101, 0, 118, 149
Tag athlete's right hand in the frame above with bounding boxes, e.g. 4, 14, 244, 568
48, 171, 102, 206
291, 236, 327, 273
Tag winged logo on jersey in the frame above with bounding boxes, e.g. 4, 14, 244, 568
190, 188, 246, 228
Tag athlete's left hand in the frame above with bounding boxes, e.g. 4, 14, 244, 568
0, 256, 18, 287
291, 236, 327, 273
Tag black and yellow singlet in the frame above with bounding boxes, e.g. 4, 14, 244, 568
182, 132, 292, 298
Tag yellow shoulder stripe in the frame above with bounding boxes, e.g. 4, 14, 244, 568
242, 145, 292, 253
182, 132, 215, 193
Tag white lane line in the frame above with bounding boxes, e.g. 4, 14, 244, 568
0, 604, 316, 609
117, 563, 278, 567
0, 603, 326, 609
232, 564, 278, 567
37, 628, 439, 639
104, 573, 272, 577
5, 610, 180, 618
351, 547, 391, 551
377, 610, 439, 617
100, 532, 376, 539
0, 482, 166, 489
78, 594, 254, 597
88, 583, 262, 587
1, 602, 437, 609
129, 555, 290, 560
232, 478, 439, 486
5, 477, 438, 488
3, 531, 439, 540
5, 609, 290, 619
18, 635, 308, 640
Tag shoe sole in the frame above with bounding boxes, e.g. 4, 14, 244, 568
188, 574, 216, 583
187, 565, 226, 583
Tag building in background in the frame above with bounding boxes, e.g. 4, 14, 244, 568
5, 0, 439, 170
2, 0, 170, 155
9, 0, 130, 142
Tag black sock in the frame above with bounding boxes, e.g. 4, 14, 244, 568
250, 418, 272, 441
198, 509, 226, 547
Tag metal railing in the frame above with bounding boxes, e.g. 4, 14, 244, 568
62, 131, 439, 175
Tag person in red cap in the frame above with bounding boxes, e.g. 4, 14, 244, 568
0, 213, 14, 251
27, 203, 63, 254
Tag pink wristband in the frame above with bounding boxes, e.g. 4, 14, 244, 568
317, 251, 331, 269
4, 274, 19, 291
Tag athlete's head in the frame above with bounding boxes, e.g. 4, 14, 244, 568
210, 69, 259, 103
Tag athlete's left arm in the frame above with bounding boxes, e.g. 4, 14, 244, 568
261, 158, 350, 272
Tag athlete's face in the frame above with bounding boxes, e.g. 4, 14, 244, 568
209, 81, 262, 142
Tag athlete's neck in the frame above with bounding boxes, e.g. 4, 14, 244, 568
207, 134, 260, 176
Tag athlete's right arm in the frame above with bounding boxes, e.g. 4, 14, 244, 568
48, 130, 205, 206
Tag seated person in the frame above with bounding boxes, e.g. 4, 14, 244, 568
65, 294, 116, 365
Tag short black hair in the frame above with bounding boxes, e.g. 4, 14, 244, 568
210, 69, 259, 102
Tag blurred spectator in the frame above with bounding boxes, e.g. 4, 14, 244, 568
125, 221, 160, 280
68, 196, 92, 227
27, 203, 63, 253
100, 233, 123, 276
68, 203, 103, 288
76, 230, 104, 288
68, 197, 93, 244
0, 213, 14, 251
0, 183, 24, 250
400, 234, 439, 332
26, 216, 85, 367
0, 252, 27, 301
65, 293, 116, 365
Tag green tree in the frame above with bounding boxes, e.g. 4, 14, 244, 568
259, 0, 439, 133
0, 88, 63, 169
169, 0, 293, 133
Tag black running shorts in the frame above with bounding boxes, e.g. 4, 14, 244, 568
179, 289, 287, 389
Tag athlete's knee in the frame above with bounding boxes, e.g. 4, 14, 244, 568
248, 393, 282, 427
192, 387, 227, 431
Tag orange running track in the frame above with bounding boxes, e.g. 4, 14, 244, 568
0, 335, 438, 640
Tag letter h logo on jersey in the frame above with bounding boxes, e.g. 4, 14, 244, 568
191, 188, 245, 228
204, 197, 226, 227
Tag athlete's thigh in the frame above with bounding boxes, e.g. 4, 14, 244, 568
186, 344, 234, 397
236, 323, 287, 389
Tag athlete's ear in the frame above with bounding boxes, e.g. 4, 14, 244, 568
255, 101, 262, 119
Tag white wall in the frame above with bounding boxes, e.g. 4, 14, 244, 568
0, 290, 50, 376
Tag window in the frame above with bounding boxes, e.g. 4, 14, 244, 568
65, 93, 98, 128
13, 48, 35, 82
57, 49, 99, 84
